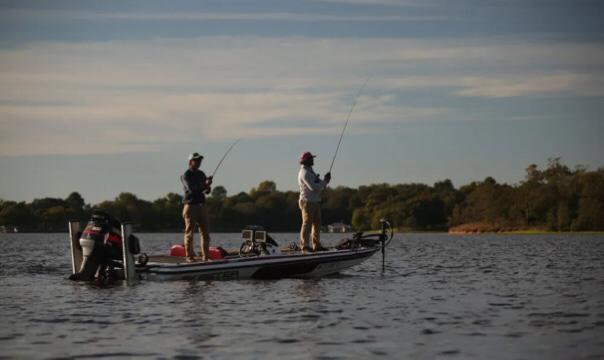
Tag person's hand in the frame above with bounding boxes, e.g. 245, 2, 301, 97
325, 172, 332, 183
207, 176, 213, 186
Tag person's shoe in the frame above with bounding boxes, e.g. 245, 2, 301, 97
314, 246, 329, 252
185, 257, 197, 263
302, 246, 314, 252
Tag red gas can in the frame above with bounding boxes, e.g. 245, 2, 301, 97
208, 246, 227, 260
169, 245, 227, 260
169, 244, 186, 257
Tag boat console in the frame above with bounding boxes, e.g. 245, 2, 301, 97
239, 225, 281, 257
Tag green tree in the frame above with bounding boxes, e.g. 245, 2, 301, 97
4, 159, 603, 233
211, 186, 227, 201
251, 180, 277, 199
66, 192, 85, 211
0, 201, 33, 229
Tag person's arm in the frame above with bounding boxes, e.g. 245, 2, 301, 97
202, 172, 212, 194
302, 169, 326, 191
181, 174, 191, 192
180, 174, 187, 190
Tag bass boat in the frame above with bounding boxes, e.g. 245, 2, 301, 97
67, 211, 393, 284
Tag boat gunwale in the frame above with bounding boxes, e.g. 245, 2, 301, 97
138, 246, 379, 275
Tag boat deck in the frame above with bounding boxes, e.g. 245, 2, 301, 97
147, 248, 300, 264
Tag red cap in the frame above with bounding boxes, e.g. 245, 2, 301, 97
300, 152, 316, 163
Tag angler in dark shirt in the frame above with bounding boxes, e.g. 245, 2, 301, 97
181, 152, 213, 262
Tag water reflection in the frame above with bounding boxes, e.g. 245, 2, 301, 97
294, 278, 324, 300
1, 233, 604, 359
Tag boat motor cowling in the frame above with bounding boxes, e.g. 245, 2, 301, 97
70, 210, 129, 281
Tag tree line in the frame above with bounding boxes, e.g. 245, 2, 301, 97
1, 158, 603, 232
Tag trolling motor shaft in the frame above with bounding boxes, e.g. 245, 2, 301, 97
379, 219, 392, 272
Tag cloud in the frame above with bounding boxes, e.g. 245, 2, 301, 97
313, 0, 433, 6
0, 8, 451, 23
0, 89, 446, 156
454, 73, 577, 98
382, 72, 591, 98
0, 36, 602, 156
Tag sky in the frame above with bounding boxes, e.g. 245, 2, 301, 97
0, 0, 603, 204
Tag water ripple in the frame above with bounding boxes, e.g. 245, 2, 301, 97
0, 233, 603, 359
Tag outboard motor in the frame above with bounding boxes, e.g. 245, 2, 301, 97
70, 210, 127, 281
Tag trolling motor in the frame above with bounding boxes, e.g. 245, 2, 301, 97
69, 210, 140, 282
335, 219, 394, 271
335, 219, 393, 250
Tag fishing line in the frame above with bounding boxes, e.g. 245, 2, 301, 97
328, 77, 371, 173
211, 138, 241, 178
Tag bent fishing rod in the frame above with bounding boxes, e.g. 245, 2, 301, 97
210, 138, 241, 178
328, 77, 371, 174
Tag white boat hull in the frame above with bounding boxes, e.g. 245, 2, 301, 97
138, 247, 379, 281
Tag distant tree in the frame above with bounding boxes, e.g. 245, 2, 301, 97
412, 195, 447, 229
0, 201, 33, 229
211, 186, 228, 201
434, 179, 455, 192
451, 177, 516, 227
5, 159, 604, 232
351, 208, 370, 230
65, 192, 85, 211
571, 171, 604, 230
525, 164, 542, 183
251, 181, 277, 198
39, 205, 73, 231
322, 186, 358, 226
152, 193, 184, 230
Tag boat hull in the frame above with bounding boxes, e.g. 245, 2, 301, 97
137, 247, 379, 281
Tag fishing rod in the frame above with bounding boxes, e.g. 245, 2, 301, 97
210, 138, 241, 178
328, 77, 371, 174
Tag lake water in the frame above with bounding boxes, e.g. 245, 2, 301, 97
0, 232, 603, 359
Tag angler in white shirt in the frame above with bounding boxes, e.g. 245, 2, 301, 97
298, 152, 331, 252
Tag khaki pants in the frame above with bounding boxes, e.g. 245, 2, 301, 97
299, 200, 322, 249
183, 204, 211, 260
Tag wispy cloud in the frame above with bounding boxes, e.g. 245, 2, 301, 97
0, 9, 452, 23
0, 89, 446, 156
1, 36, 602, 156
455, 73, 577, 98
313, 0, 434, 6
381, 72, 594, 98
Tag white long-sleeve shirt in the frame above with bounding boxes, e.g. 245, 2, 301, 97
298, 165, 328, 203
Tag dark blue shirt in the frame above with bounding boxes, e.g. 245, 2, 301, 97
181, 169, 207, 204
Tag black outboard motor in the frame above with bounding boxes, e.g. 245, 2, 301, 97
69, 210, 125, 281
